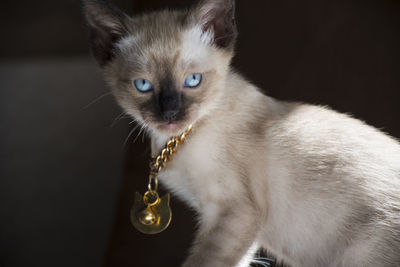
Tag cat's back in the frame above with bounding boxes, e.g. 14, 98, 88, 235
265, 101, 400, 205
267, 102, 400, 178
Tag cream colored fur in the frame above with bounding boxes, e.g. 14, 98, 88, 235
83, 0, 400, 266
151, 71, 400, 267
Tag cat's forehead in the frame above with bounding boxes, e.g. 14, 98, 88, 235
180, 26, 214, 66
117, 11, 213, 72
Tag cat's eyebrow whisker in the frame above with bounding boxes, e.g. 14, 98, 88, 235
83, 92, 113, 109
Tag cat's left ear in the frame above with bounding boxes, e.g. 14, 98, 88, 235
82, 0, 129, 66
194, 0, 237, 49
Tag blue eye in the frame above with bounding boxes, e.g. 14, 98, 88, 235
134, 79, 153, 92
184, 74, 202, 88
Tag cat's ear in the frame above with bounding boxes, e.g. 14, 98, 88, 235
194, 0, 237, 49
82, 0, 129, 66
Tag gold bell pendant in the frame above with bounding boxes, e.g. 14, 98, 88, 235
138, 206, 158, 225
130, 124, 193, 234
130, 190, 172, 234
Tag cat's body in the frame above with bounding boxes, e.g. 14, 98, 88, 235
155, 73, 400, 267
83, 0, 400, 266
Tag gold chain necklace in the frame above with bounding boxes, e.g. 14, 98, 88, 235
130, 124, 193, 234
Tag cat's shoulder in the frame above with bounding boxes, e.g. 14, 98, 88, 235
268, 100, 400, 151
271, 101, 371, 133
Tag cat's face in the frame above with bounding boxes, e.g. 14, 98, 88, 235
108, 14, 234, 135
83, 0, 237, 135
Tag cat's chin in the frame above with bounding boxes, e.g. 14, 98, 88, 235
155, 121, 188, 136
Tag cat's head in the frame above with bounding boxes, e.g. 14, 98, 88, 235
83, 0, 237, 135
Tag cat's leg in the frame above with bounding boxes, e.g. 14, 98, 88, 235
182, 203, 260, 267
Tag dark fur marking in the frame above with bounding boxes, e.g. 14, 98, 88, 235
82, 0, 128, 66
198, 0, 237, 49
138, 82, 197, 124
156, 75, 182, 122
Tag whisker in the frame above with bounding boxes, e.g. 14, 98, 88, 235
253, 257, 274, 261
141, 127, 147, 143
133, 123, 147, 143
123, 123, 141, 148
251, 259, 271, 267
83, 92, 113, 109
251, 251, 274, 267
110, 111, 130, 128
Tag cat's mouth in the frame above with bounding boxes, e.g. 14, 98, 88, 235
165, 122, 180, 131
144, 108, 198, 135
153, 119, 192, 135
160, 120, 187, 133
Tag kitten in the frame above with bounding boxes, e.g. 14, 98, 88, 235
82, 0, 400, 266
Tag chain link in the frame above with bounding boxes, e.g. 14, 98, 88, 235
147, 124, 193, 192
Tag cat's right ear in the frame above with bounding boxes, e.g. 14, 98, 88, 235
82, 0, 129, 66
193, 0, 237, 49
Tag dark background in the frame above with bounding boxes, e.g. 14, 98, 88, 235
1, 0, 399, 267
